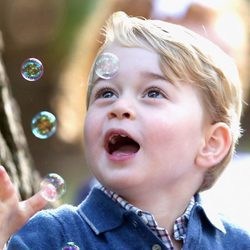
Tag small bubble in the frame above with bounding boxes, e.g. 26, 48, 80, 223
95, 52, 119, 79
31, 111, 57, 139
21, 58, 44, 81
62, 242, 80, 250
40, 173, 66, 202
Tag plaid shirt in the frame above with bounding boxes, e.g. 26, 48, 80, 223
100, 186, 195, 249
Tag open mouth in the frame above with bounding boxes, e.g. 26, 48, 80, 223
105, 132, 140, 155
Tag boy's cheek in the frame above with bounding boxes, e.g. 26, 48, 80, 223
84, 115, 102, 149
83, 120, 95, 147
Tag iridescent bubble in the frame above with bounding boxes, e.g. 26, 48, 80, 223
31, 111, 57, 139
40, 173, 66, 202
95, 52, 119, 79
21, 58, 44, 81
62, 242, 80, 250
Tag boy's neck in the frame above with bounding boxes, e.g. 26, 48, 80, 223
131, 192, 191, 234
113, 182, 198, 234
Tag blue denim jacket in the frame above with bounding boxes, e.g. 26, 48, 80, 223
8, 187, 250, 250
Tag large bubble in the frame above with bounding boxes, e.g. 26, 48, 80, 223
31, 111, 57, 139
21, 58, 44, 81
40, 173, 66, 202
95, 52, 119, 79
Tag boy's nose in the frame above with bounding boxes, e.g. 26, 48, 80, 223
107, 101, 136, 120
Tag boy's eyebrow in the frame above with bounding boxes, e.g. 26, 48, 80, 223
140, 71, 172, 84
92, 76, 103, 86
92, 71, 175, 86
140, 71, 177, 88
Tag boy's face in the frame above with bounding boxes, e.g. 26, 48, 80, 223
84, 45, 208, 195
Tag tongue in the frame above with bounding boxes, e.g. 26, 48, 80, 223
112, 144, 138, 155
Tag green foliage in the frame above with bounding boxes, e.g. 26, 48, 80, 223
48, 0, 100, 67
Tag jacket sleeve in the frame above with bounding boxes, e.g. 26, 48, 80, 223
7, 209, 66, 250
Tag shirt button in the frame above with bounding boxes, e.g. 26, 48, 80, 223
152, 244, 162, 250
137, 210, 142, 216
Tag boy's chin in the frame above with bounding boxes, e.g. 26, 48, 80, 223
98, 174, 147, 192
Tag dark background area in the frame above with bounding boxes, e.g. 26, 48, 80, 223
0, 0, 249, 203
0, 0, 99, 201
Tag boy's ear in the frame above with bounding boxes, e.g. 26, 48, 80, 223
195, 122, 232, 169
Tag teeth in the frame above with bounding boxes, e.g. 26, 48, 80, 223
109, 136, 117, 144
109, 134, 127, 144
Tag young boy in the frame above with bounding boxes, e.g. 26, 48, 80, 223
1, 11, 249, 250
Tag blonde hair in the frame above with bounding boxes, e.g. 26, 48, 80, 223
87, 11, 243, 191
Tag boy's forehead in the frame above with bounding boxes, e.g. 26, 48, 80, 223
91, 49, 178, 91
92, 46, 165, 83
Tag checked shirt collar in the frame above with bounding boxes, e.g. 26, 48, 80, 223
99, 185, 195, 249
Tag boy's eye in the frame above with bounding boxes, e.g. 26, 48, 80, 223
95, 87, 117, 99
144, 87, 166, 99
102, 91, 114, 98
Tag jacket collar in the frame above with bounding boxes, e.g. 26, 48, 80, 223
78, 187, 126, 234
194, 193, 226, 234
78, 187, 226, 235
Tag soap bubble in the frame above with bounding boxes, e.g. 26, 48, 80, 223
21, 58, 44, 81
40, 173, 66, 202
95, 52, 119, 79
31, 111, 57, 139
62, 242, 80, 250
